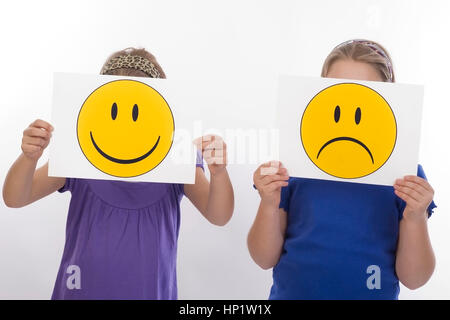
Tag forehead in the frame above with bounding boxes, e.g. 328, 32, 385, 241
326, 59, 383, 82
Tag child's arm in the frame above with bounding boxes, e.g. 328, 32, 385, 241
248, 161, 289, 269
184, 135, 234, 226
394, 175, 435, 289
3, 120, 65, 208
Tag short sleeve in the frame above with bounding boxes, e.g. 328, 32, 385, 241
196, 150, 204, 171
58, 177, 76, 193
176, 150, 205, 196
396, 164, 437, 219
279, 179, 292, 213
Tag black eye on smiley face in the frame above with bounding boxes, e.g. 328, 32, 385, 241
355, 107, 361, 125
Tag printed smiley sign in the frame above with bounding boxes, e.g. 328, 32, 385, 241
77, 80, 175, 178
49, 73, 199, 183
300, 83, 397, 179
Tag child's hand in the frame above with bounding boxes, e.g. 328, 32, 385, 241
253, 161, 289, 208
21, 119, 54, 161
194, 135, 227, 176
394, 175, 434, 222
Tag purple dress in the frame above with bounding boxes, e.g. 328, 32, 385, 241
52, 161, 203, 300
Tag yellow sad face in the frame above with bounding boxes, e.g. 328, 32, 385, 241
300, 83, 397, 179
77, 80, 174, 178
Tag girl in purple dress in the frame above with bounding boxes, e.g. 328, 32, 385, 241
3, 47, 234, 299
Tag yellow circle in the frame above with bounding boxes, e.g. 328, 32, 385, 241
300, 83, 397, 179
77, 80, 174, 178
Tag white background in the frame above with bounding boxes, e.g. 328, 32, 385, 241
0, 0, 449, 299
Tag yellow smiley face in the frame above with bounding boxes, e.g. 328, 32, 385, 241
77, 80, 174, 178
300, 83, 397, 179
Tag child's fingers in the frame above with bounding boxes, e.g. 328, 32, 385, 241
204, 156, 226, 165
203, 142, 226, 154
259, 161, 285, 176
194, 135, 224, 148
202, 139, 225, 152
404, 175, 434, 193
394, 189, 419, 206
211, 152, 227, 165
210, 148, 227, 159
24, 127, 52, 139
203, 149, 226, 164
260, 176, 289, 189
260, 167, 287, 176
394, 179, 428, 196
266, 180, 289, 192
394, 184, 422, 202
260, 174, 289, 186
196, 134, 215, 143
194, 137, 227, 164
31, 119, 54, 132
254, 161, 287, 186
261, 160, 282, 168
23, 136, 47, 147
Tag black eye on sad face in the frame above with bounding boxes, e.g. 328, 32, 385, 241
110, 102, 139, 121
334, 105, 361, 125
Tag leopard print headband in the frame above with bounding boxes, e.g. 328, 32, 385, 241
101, 54, 161, 78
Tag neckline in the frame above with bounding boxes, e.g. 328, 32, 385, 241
84, 179, 173, 210
106, 180, 157, 189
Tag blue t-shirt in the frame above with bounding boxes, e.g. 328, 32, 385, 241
270, 165, 436, 300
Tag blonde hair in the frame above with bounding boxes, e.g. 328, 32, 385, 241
100, 47, 166, 78
321, 40, 395, 82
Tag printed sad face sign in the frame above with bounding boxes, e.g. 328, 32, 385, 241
49, 73, 197, 183
301, 83, 397, 179
278, 76, 424, 186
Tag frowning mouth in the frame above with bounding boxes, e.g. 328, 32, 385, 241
90, 131, 160, 164
317, 136, 374, 164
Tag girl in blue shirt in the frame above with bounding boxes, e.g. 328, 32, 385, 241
248, 39, 436, 299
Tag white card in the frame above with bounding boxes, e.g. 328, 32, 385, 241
277, 75, 424, 186
49, 72, 198, 184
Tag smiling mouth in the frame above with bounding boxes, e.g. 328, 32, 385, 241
317, 137, 374, 164
90, 131, 160, 164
